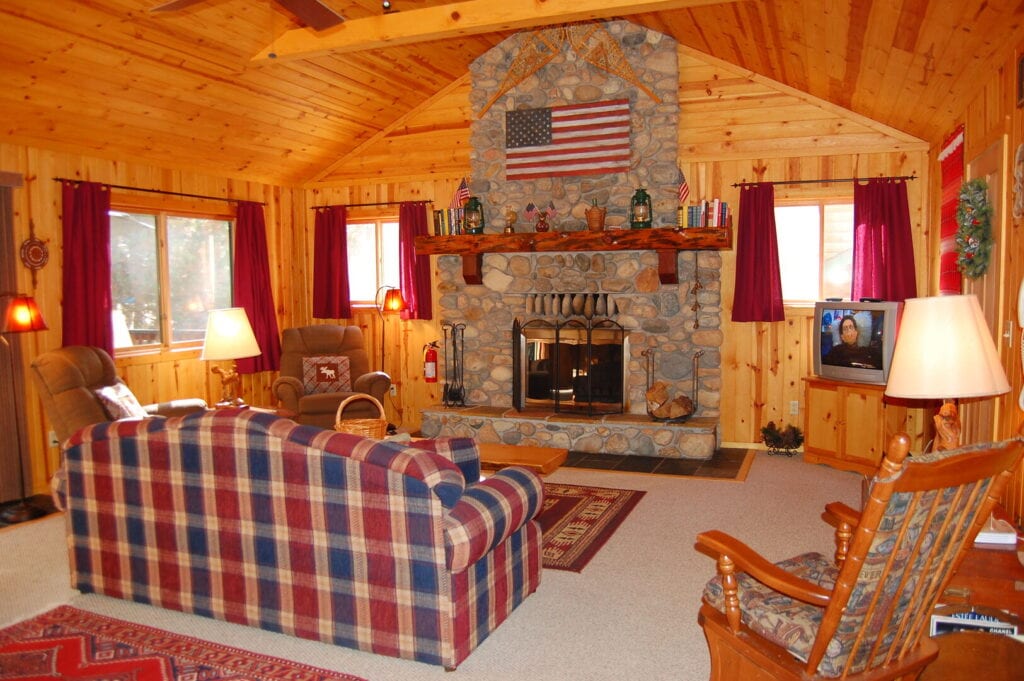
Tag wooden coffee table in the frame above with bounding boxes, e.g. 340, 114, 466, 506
477, 442, 567, 475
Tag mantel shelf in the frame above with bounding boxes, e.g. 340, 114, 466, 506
414, 226, 732, 285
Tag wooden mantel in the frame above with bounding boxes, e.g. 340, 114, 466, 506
414, 226, 732, 284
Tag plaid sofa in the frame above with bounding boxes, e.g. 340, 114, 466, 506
62, 408, 544, 669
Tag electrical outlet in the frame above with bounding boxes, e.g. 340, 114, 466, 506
389, 385, 398, 397
48, 430, 60, 447
789, 400, 800, 415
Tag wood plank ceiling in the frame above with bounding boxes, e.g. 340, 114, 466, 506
1, 0, 1021, 187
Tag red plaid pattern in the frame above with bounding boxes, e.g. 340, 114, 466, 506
63, 409, 543, 669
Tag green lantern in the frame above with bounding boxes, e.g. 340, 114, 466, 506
464, 196, 485, 234
629, 188, 652, 229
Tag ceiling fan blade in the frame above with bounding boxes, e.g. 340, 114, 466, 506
277, 0, 344, 31
150, 0, 208, 11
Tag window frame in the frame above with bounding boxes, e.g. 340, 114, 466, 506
773, 193, 854, 307
109, 192, 236, 356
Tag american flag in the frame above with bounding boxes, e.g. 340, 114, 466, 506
450, 177, 469, 209
678, 169, 690, 205
505, 99, 631, 180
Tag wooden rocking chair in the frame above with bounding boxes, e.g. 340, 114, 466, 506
695, 432, 1024, 680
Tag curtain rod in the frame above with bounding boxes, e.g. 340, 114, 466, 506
313, 199, 433, 209
53, 177, 265, 206
731, 174, 916, 188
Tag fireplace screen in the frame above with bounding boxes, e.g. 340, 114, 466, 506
512, 318, 628, 416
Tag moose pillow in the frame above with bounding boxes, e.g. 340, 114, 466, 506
302, 355, 352, 394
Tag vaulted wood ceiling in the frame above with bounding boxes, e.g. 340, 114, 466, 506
1, 0, 1021, 187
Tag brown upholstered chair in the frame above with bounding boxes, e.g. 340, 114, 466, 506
695, 432, 1024, 681
30, 345, 207, 446
271, 325, 391, 430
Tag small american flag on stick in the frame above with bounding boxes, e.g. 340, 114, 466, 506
450, 177, 470, 208
678, 169, 690, 205
505, 99, 631, 180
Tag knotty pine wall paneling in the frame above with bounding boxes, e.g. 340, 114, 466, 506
0, 142, 298, 495
952, 40, 1024, 524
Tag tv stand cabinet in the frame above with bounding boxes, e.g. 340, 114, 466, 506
802, 378, 932, 475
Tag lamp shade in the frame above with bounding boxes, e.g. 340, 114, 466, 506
884, 295, 1009, 400
1, 294, 47, 334
200, 308, 260, 361
380, 287, 407, 313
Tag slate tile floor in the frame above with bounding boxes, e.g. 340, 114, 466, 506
562, 447, 753, 479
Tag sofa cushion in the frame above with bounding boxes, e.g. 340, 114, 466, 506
94, 383, 148, 420
302, 355, 351, 394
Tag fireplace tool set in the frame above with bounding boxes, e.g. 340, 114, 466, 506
442, 322, 466, 407
643, 347, 703, 422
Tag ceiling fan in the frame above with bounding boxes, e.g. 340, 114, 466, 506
151, 0, 344, 31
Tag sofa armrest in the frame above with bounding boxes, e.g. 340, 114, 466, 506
353, 371, 391, 400
444, 466, 544, 572
144, 398, 207, 418
272, 376, 304, 412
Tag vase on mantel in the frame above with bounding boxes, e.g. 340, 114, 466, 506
585, 202, 606, 231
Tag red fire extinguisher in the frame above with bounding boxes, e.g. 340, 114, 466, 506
423, 341, 439, 383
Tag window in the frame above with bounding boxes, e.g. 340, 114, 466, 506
110, 208, 233, 350
774, 201, 854, 304
346, 218, 400, 303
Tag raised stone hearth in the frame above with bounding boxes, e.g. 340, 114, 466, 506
421, 406, 718, 460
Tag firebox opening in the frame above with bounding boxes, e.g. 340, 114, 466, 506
513, 318, 629, 416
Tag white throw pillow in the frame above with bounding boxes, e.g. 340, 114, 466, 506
94, 383, 149, 420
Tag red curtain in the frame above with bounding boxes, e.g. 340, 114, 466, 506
312, 206, 351, 319
732, 183, 784, 322
61, 180, 113, 352
852, 179, 917, 302
398, 201, 432, 320
233, 202, 280, 373
938, 126, 965, 294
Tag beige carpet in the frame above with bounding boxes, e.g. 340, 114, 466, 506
0, 452, 861, 681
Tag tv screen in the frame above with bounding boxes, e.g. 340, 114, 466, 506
813, 301, 902, 385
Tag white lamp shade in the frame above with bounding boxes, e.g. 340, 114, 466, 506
884, 295, 1009, 399
200, 308, 261, 361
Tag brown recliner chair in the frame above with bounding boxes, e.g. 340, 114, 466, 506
271, 325, 391, 430
30, 345, 207, 446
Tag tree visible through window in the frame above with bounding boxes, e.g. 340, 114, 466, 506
774, 201, 854, 304
346, 219, 399, 304
110, 209, 233, 349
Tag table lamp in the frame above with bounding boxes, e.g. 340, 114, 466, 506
200, 308, 261, 407
884, 294, 1010, 451
1, 293, 48, 524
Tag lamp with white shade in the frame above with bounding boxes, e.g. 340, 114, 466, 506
200, 308, 261, 407
884, 294, 1010, 451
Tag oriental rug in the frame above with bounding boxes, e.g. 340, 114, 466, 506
538, 483, 645, 572
0, 606, 366, 681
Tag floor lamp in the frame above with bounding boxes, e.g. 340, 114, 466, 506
200, 308, 261, 407
0, 293, 47, 524
884, 294, 1010, 451
375, 285, 406, 374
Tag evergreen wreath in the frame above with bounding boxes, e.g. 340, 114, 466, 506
955, 178, 993, 279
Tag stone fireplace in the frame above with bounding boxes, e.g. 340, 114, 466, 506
419, 21, 723, 459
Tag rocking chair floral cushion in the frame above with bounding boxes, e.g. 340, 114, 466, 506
695, 432, 1024, 680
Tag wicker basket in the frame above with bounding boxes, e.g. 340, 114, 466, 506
333, 394, 387, 438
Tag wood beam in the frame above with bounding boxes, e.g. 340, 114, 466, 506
254, 0, 738, 61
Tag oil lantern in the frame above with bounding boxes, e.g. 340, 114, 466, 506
629, 188, 652, 229
464, 196, 485, 234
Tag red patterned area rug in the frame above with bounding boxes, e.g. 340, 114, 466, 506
0, 606, 366, 681
538, 483, 645, 572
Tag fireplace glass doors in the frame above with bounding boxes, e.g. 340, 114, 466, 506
512, 318, 628, 416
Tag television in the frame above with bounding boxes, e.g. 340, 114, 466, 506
813, 300, 903, 385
